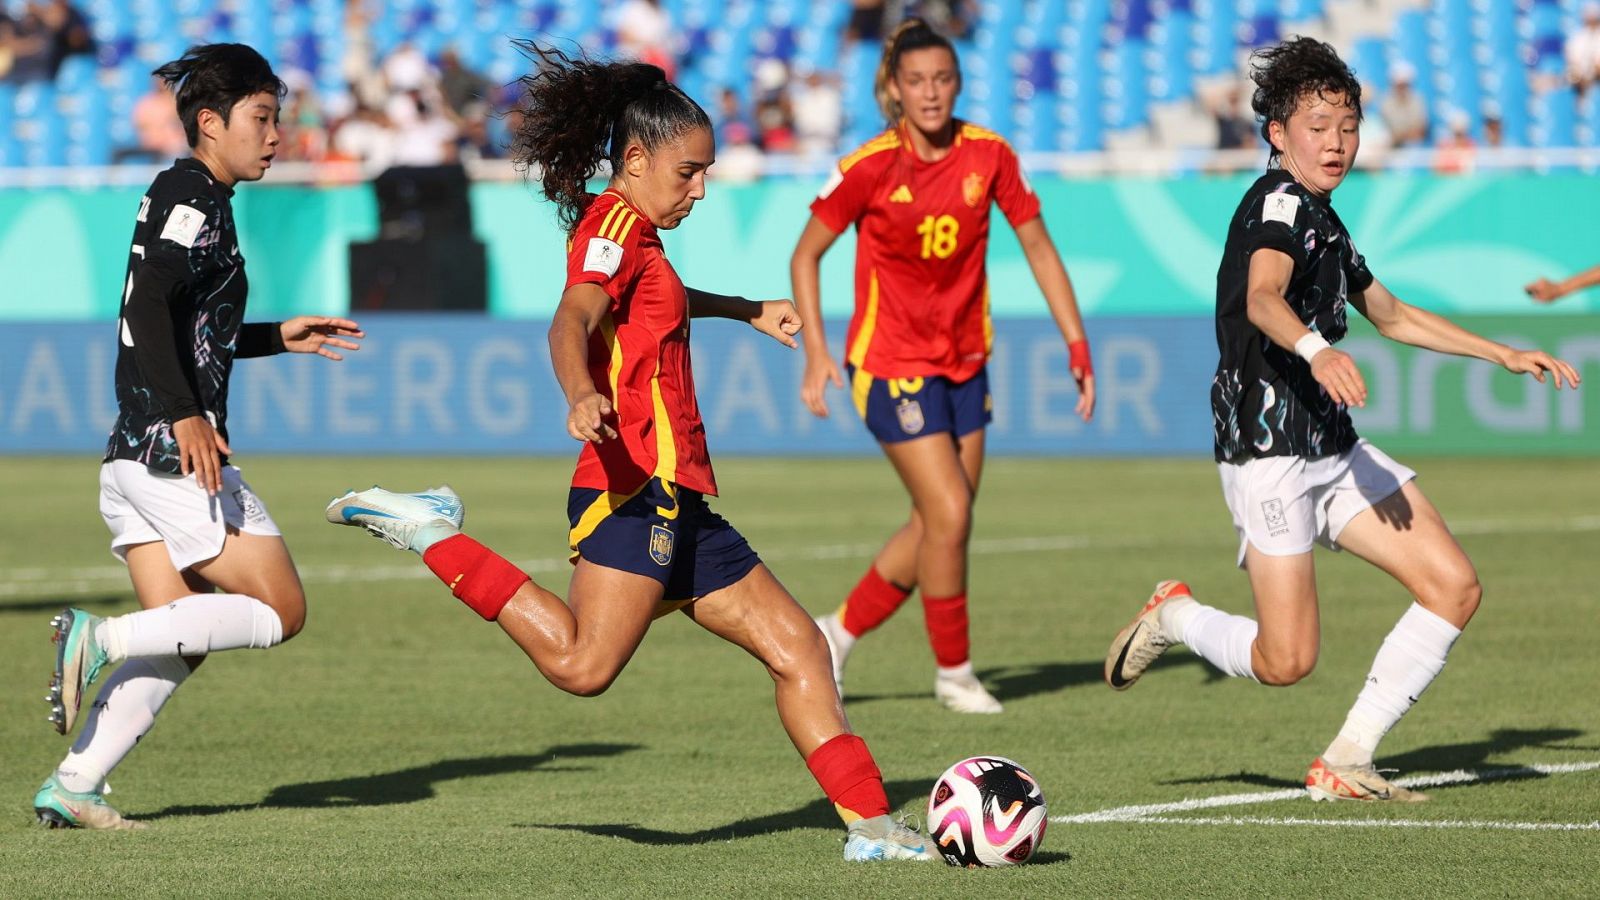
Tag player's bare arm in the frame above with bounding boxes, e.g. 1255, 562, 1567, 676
1353, 278, 1581, 389
790, 215, 845, 417
548, 282, 618, 443
685, 288, 801, 349
1014, 216, 1095, 420
1525, 262, 1600, 303
1247, 247, 1368, 407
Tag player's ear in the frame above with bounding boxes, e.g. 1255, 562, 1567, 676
621, 141, 650, 178
1266, 119, 1286, 154
196, 106, 223, 144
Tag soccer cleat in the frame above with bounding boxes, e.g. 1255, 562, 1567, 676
1305, 757, 1429, 803
843, 814, 936, 862
325, 485, 465, 551
48, 608, 109, 735
33, 775, 146, 830
814, 613, 851, 696
1104, 579, 1192, 691
934, 671, 1004, 714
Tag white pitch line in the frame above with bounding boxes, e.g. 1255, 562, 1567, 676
3, 513, 1596, 599
1054, 760, 1600, 824
1132, 814, 1600, 832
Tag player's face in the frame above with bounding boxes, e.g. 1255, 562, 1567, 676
1269, 91, 1359, 196
889, 47, 960, 136
216, 92, 281, 184
635, 125, 714, 230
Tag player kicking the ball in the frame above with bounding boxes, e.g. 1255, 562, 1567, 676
1103, 37, 1581, 802
327, 44, 930, 862
36, 44, 363, 829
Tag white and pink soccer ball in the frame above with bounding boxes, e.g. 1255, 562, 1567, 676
926, 755, 1048, 867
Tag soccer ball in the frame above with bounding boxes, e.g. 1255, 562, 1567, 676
926, 755, 1048, 867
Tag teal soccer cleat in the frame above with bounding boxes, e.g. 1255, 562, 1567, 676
34, 775, 145, 830
48, 607, 109, 735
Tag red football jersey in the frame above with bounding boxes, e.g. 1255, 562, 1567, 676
810, 120, 1041, 382
565, 190, 716, 496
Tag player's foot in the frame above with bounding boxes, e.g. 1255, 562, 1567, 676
326, 485, 465, 551
934, 671, 1004, 714
48, 607, 108, 735
843, 814, 935, 861
814, 613, 852, 696
33, 775, 146, 830
1104, 579, 1192, 691
1305, 757, 1428, 803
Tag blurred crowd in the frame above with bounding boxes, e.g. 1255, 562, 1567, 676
0, 0, 93, 84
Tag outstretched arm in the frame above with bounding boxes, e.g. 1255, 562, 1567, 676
548, 283, 618, 443
1015, 216, 1094, 421
1246, 248, 1370, 407
1354, 277, 1581, 388
238, 317, 365, 359
790, 215, 845, 418
1525, 263, 1600, 304
686, 288, 801, 349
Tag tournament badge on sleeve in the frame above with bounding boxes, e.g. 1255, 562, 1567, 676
896, 398, 926, 435
649, 524, 675, 567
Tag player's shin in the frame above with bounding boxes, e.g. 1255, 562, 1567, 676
55, 656, 191, 793
1323, 602, 1460, 766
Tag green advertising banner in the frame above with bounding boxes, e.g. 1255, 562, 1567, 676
2, 171, 1597, 322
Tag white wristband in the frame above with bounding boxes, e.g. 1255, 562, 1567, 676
1295, 332, 1331, 364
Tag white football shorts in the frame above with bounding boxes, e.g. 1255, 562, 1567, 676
100, 459, 281, 571
1218, 438, 1416, 567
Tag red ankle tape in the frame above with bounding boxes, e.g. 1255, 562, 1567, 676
806, 734, 889, 823
922, 593, 970, 668
422, 534, 530, 621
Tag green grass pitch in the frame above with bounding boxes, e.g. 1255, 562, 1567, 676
2, 455, 1597, 897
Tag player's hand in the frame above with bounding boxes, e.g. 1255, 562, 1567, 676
1523, 278, 1565, 304
1073, 372, 1096, 421
750, 299, 802, 349
801, 354, 844, 419
1504, 349, 1582, 389
172, 414, 230, 495
281, 316, 365, 360
1310, 348, 1367, 408
567, 391, 618, 443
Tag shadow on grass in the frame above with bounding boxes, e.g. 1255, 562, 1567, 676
0, 594, 127, 614
845, 655, 1217, 707
1160, 727, 1591, 792
518, 778, 1071, 865
142, 742, 642, 821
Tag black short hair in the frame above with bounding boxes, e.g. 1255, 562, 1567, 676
1249, 37, 1363, 158
153, 44, 286, 147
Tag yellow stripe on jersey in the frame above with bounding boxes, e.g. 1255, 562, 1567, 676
597, 200, 625, 243
846, 269, 881, 370
838, 130, 901, 173
650, 365, 678, 486
611, 209, 640, 245
982, 280, 993, 355
567, 481, 649, 561
960, 123, 1013, 147
598, 313, 622, 402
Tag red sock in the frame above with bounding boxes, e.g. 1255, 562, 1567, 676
838, 567, 912, 638
421, 534, 530, 621
922, 592, 970, 668
805, 734, 890, 824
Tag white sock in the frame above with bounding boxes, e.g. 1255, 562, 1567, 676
1323, 602, 1461, 767
937, 660, 975, 681
96, 594, 285, 662
823, 612, 857, 655
1172, 601, 1260, 681
56, 656, 191, 793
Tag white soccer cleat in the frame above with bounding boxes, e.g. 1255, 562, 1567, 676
843, 814, 936, 862
934, 671, 1004, 714
1104, 579, 1192, 690
814, 613, 852, 696
34, 775, 146, 830
1305, 757, 1429, 803
325, 485, 465, 551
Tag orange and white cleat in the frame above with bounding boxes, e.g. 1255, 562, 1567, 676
1305, 757, 1429, 803
1104, 580, 1193, 691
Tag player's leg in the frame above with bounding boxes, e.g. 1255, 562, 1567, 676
495, 561, 663, 696
1307, 479, 1476, 801
684, 564, 931, 861
35, 544, 211, 830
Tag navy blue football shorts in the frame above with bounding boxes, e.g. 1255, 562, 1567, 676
567, 476, 761, 614
846, 364, 993, 444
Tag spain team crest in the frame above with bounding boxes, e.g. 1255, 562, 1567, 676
962, 171, 985, 207
896, 398, 925, 435
649, 524, 675, 566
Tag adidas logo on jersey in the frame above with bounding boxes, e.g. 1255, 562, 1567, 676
889, 184, 914, 203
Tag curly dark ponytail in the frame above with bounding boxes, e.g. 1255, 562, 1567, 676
510, 42, 712, 234
1249, 37, 1363, 162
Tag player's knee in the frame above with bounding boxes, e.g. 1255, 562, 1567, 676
1256, 649, 1317, 686
548, 659, 619, 698
920, 494, 972, 546
265, 589, 307, 641
1421, 562, 1481, 627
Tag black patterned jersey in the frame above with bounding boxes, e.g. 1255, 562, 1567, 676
105, 158, 280, 473
1211, 170, 1374, 462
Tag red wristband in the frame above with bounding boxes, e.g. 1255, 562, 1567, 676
1069, 339, 1092, 376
